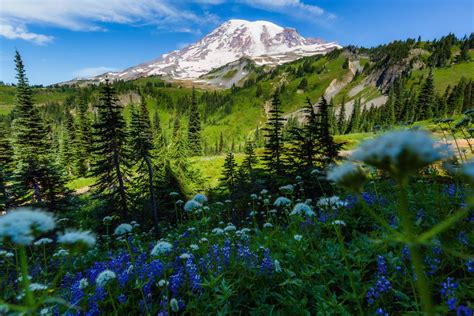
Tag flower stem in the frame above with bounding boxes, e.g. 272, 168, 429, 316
18, 245, 34, 309
397, 179, 433, 315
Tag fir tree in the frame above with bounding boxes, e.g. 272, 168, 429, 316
61, 108, 77, 175
91, 78, 129, 218
242, 140, 258, 174
262, 93, 286, 175
188, 87, 202, 155
0, 127, 13, 212
346, 98, 361, 133
416, 70, 435, 120
317, 96, 341, 165
10, 51, 67, 209
76, 101, 92, 174
220, 152, 237, 191
338, 96, 347, 134
129, 102, 158, 227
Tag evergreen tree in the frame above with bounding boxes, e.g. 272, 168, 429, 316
0, 127, 13, 212
152, 109, 162, 140
242, 140, 258, 176
188, 87, 202, 155
262, 94, 286, 175
220, 152, 237, 191
416, 70, 435, 120
346, 98, 361, 133
76, 101, 92, 174
338, 96, 347, 134
129, 102, 158, 227
10, 51, 67, 209
91, 78, 129, 218
317, 96, 341, 165
61, 108, 77, 175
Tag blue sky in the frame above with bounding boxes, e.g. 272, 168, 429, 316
0, 0, 472, 85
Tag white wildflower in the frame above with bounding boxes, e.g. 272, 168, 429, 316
274, 259, 282, 273
294, 234, 303, 241
179, 253, 191, 260
212, 228, 224, 235
263, 222, 273, 228
176, 200, 184, 206
170, 298, 179, 312
29, 283, 48, 291
327, 162, 367, 192
187, 227, 197, 232
317, 196, 348, 209
151, 241, 173, 256
224, 224, 236, 232
57, 230, 96, 248
250, 194, 258, 200
130, 221, 140, 228
34, 238, 53, 246
102, 216, 113, 223
114, 223, 132, 236
279, 184, 294, 194
190, 244, 199, 251
225, 199, 232, 203
249, 211, 257, 217
193, 193, 208, 204
200, 237, 208, 243
184, 200, 202, 212
169, 192, 179, 197
0, 208, 55, 245
274, 197, 291, 207
290, 203, 315, 217
351, 130, 451, 178
53, 249, 69, 257
96, 270, 116, 288
260, 189, 268, 195
331, 220, 346, 226
79, 278, 89, 289
158, 279, 169, 287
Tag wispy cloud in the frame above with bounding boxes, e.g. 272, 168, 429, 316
0, 22, 54, 45
73, 66, 118, 78
0, 0, 219, 44
239, 0, 336, 21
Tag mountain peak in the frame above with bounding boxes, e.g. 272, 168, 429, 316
91, 19, 341, 83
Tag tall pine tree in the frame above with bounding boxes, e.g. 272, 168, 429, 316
188, 87, 202, 155
416, 69, 435, 120
262, 93, 286, 175
91, 78, 129, 218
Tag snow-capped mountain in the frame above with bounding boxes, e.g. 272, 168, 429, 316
92, 19, 341, 82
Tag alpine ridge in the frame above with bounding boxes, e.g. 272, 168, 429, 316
89, 19, 340, 82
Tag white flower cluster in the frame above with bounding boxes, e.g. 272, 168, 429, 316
29, 283, 48, 291
193, 194, 208, 204
212, 228, 224, 235
351, 130, 451, 177
279, 184, 294, 194
224, 224, 236, 232
327, 162, 367, 192
114, 223, 132, 236
79, 278, 89, 289
273, 197, 291, 207
317, 196, 348, 209
57, 230, 96, 248
184, 200, 202, 213
151, 241, 173, 257
0, 208, 55, 245
34, 238, 53, 246
290, 203, 315, 217
294, 234, 303, 241
96, 269, 116, 288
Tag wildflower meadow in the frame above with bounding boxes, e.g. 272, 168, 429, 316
1, 130, 473, 315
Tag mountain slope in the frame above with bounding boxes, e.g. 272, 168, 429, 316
89, 19, 340, 82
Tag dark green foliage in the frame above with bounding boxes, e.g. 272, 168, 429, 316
242, 140, 258, 175
315, 96, 341, 165
297, 78, 308, 90
10, 51, 68, 210
91, 79, 129, 218
76, 101, 92, 174
262, 94, 286, 175
342, 58, 349, 69
416, 70, 435, 120
220, 152, 237, 191
346, 98, 361, 133
0, 127, 13, 212
129, 97, 158, 227
337, 96, 347, 134
188, 88, 202, 155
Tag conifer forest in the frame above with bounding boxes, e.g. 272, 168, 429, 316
0, 2, 473, 315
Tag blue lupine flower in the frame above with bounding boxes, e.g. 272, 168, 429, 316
441, 277, 459, 311
259, 248, 274, 274
466, 260, 474, 273
118, 294, 126, 304
376, 308, 389, 316
457, 231, 469, 246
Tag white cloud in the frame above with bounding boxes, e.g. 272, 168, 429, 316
73, 66, 118, 78
239, 0, 335, 21
0, 22, 53, 45
0, 0, 219, 44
